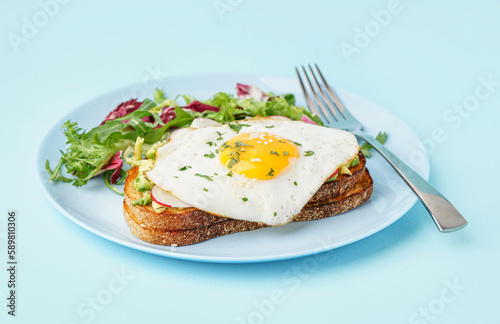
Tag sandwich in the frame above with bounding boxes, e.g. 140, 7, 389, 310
122, 117, 373, 246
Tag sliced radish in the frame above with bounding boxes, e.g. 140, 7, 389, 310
151, 186, 192, 208
190, 117, 221, 128
300, 115, 317, 125
329, 168, 339, 178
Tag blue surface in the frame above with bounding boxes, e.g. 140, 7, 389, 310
1, 0, 499, 323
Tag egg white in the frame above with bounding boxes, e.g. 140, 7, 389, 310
146, 118, 359, 226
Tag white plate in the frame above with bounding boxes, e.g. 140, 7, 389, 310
36, 73, 429, 263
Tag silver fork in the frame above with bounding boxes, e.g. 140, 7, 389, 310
296, 64, 468, 233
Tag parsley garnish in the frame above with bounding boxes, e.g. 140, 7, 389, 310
234, 141, 251, 148
206, 141, 214, 147
277, 140, 286, 143
228, 123, 250, 133
203, 188, 208, 192
270, 151, 280, 157
227, 150, 241, 169
267, 168, 275, 177
194, 173, 213, 181
227, 158, 238, 169
227, 171, 233, 177
204, 152, 216, 159
265, 125, 275, 128
216, 131, 225, 141
283, 151, 289, 156
291, 140, 302, 146
242, 198, 248, 202
220, 142, 230, 151
179, 166, 192, 171
294, 181, 297, 186
274, 212, 277, 216
304, 151, 315, 156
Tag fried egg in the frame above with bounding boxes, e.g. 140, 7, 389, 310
146, 117, 359, 226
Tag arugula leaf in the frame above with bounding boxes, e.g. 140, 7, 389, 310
103, 170, 124, 196
360, 131, 388, 158
138, 98, 157, 111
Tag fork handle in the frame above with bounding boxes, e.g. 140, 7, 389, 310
354, 131, 468, 233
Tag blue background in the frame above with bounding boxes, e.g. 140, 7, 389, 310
2, 0, 499, 323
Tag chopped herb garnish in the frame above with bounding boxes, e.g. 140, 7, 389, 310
215, 149, 220, 154
234, 141, 251, 148
203, 188, 208, 192
206, 141, 214, 147
277, 140, 286, 143
242, 197, 248, 202
227, 158, 238, 169
214, 173, 218, 176
283, 151, 289, 156
274, 212, 277, 216
216, 131, 225, 141
291, 140, 302, 146
227, 171, 233, 177
228, 123, 250, 133
226, 150, 241, 169
267, 168, 275, 177
179, 166, 192, 171
294, 181, 297, 186
173, 176, 179, 178
204, 152, 216, 159
270, 150, 280, 157
194, 173, 213, 181
304, 151, 315, 156
265, 125, 275, 128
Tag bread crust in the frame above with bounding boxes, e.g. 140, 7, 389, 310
123, 169, 373, 246
124, 151, 368, 231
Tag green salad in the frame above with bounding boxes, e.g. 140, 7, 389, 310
45, 83, 386, 195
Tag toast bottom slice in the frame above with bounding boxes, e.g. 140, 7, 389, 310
123, 170, 373, 246
124, 151, 368, 231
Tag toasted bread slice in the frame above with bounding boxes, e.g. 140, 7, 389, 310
123, 170, 373, 246
124, 151, 368, 231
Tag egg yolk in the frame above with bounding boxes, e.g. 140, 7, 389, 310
219, 132, 299, 180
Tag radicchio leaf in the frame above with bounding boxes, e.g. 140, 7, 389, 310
96, 151, 123, 184
100, 99, 143, 125
236, 83, 269, 102
183, 101, 219, 112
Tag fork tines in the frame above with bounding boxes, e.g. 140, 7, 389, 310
295, 64, 347, 122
